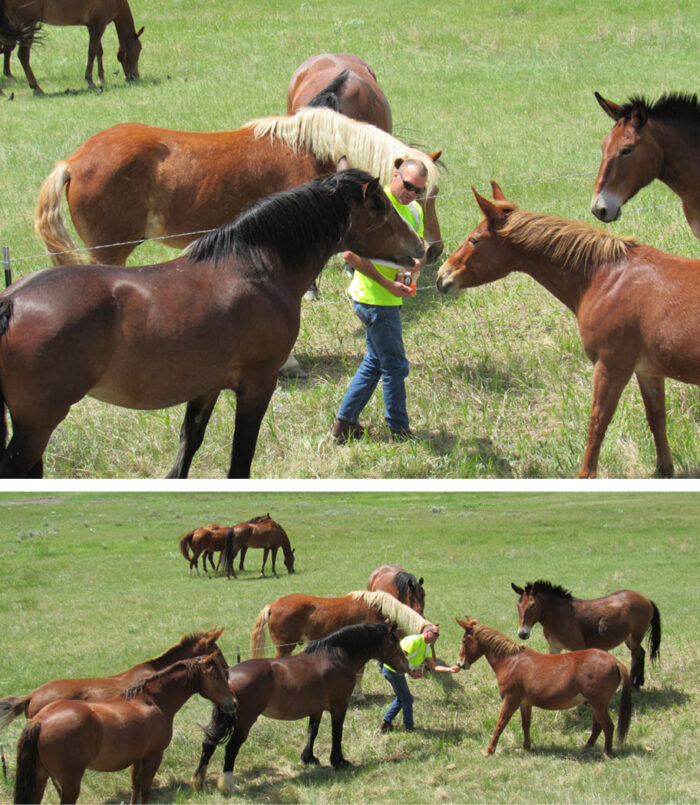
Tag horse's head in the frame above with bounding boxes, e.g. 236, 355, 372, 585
198, 650, 237, 715
284, 548, 296, 574
511, 583, 541, 640
455, 616, 483, 670
590, 92, 663, 224
408, 577, 425, 615
117, 25, 144, 81
436, 181, 518, 296
397, 151, 444, 264
379, 622, 409, 674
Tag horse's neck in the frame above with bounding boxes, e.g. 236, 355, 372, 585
112, 0, 136, 37
539, 594, 576, 630
516, 250, 593, 313
652, 119, 700, 195
143, 667, 197, 716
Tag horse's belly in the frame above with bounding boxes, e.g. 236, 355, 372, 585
262, 700, 322, 720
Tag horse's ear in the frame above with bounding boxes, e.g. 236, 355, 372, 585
428, 150, 442, 164
511, 583, 524, 596
136, 26, 144, 38
336, 155, 351, 172
630, 101, 648, 129
490, 180, 509, 202
211, 626, 225, 640
456, 618, 469, 630
418, 577, 424, 586
362, 177, 381, 198
473, 187, 506, 225
594, 91, 622, 120
394, 156, 404, 170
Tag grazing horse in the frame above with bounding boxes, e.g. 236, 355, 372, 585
0, 166, 426, 479
2, 0, 143, 95
511, 580, 661, 688
191, 622, 409, 794
367, 564, 425, 614
180, 524, 229, 575
456, 616, 632, 757
0, 627, 225, 731
220, 514, 295, 578
591, 92, 700, 238
436, 181, 700, 478
34, 106, 442, 268
13, 651, 236, 804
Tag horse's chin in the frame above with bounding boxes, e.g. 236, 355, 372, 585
436, 275, 461, 295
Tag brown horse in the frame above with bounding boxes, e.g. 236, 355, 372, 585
456, 616, 632, 757
220, 514, 295, 578
287, 53, 393, 133
180, 524, 228, 575
2, 0, 142, 94
367, 564, 425, 614
436, 181, 700, 478
191, 622, 408, 794
511, 580, 661, 688
34, 106, 443, 267
0, 166, 426, 479
13, 651, 236, 804
0, 627, 225, 731
591, 92, 700, 238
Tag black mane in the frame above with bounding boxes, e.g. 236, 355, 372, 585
186, 168, 372, 269
525, 580, 573, 601
305, 69, 350, 112
303, 621, 389, 660
394, 571, 423, 603
620, 92, 700, 124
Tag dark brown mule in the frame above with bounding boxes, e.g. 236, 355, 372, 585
367, 564, 425, 614
220, 513, 295, 578
34, 107, 442, 268
13, 651, 236, 804
511, 580, 661, 688
456, 616, 632, 757
591, 92, 700, 238
180, 525, 229, 575
191, 622, 408, 794
436, 181, 700, 478
0, 627, 225, 731
0, 166, 426, 479
2, 0, 143, 94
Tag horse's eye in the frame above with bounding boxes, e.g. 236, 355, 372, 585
468, 236, 478, 246
620, 147, 633, 157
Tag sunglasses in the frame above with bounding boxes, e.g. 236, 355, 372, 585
398, 171, 426, 196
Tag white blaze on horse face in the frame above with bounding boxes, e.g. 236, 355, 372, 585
590, 189, 623, 223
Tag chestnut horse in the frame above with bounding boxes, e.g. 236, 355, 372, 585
220, 513, 295, 578
13, 651, 236, 804
367, 564, 425, 614
287, 53, 392, 133
0, 166, 426, 479
436, 181, 700, 478
591, 92, 700, 238
180, 524, 228, 575
511, 580, 661, 688
34, 106, 443, 267
191, 622, 408, 794
0, 626, 225, 731
456, 616, 632, 757
2, 0, 143, 94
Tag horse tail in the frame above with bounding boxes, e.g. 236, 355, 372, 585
34, 161, 83, 266
250, 604, 271, 658
305, 69, 350, 111
616, 660, 632, 750
222, 527, 236, 578
0, 695, 29, 731
648, 601, 661, 663
14, 719, 42, 804
179, 531, 194, 561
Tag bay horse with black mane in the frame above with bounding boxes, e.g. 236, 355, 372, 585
221, 514, 295, 578
13, 651, 236, 804
367, 564, 425, 614
0, 164, 425, 479
0, 627, 225, 731
180, 525, 228, 575
437, 181, 700, 478
591, 92, 700, 238
456, 616, 632, 757
2, 0, 143, 95
191, 622, 408, 795
511, 580, 661, 688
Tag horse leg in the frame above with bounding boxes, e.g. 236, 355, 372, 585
260, 547, 269, 576
217, 723, 253, 794
238, 546, 247, 571
584, 717, 603, 751
85, 23, 107, 86
3, 43, 14, 78
636, 373, 673, 477
16, 41, 43, 94
0, 423, 52, 479
166, 392, 220, 478
130, 752, 163, 803
626, 637, 645, 688
588, 702, 615, 755
519, 703, 532, 750
485, 696, 519, 756
578, 362, 632, 478
270, 547, 279, 576
228, 381, 277, 478
300, 713, 323, 765
329, 709, 350, 768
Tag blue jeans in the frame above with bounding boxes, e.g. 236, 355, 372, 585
382, 666, 414, 728
337, 302, 410, 432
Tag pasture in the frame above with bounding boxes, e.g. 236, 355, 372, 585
2, 0, 700, 478
0, 491, 698, 803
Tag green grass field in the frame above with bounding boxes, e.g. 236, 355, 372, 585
2, 0, 700, 478
0, 492, 698, 803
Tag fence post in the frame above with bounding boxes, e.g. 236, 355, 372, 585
2, 246, 10, 288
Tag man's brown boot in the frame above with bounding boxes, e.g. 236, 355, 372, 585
330, 418, 366, 445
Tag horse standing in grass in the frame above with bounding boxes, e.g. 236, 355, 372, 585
436, 181, 700, 478
191, 622, 408, 795
591, 92, 700, 238
13, 651, 236, 804
180, 525, 229, 575
0, 627, 225, 731
1, 0, 143, 94
221, 514, 295, 578
367, 564, 425, 614
456, 616, 632, 757
511, 580, 661, 688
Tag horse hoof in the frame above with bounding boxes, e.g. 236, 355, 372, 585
304, 287, 319, 301
278, 354, 308, 378
217, 772, 237, 794
333, 758, 351, 769
190, 772, 205, 790
302, 754, 320, 765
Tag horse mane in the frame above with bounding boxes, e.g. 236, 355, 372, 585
498, 208, 638, 272
248, 107, 440, 194
472, 621, 521, 657
619, 92, 700, 126
247, 513, 271, 524
304, 69, 349, 111
349, 590, 427, 634
525, 580, 574, 601
302, 621, 389, 660
394, 571, 422, 602
185, 168, 371, 267
149, 629, 214, 665
124, 657, 202, 700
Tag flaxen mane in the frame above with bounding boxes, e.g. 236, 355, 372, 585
526, 580, 574, 600
249, 107, 440, 194
472, 621, 521, 658
350, 590, 427, 634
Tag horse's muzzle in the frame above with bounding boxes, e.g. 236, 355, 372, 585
517, 627, 531, 640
